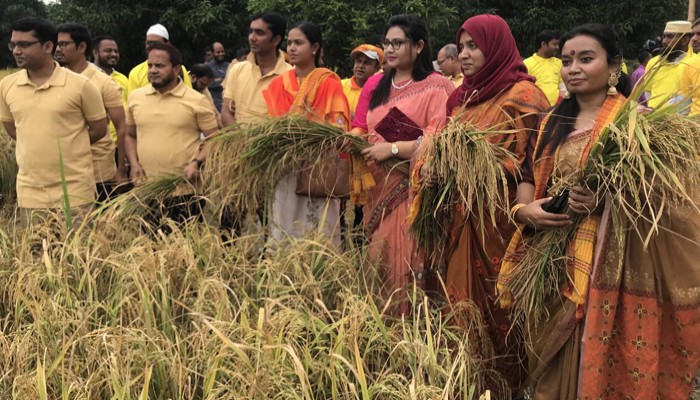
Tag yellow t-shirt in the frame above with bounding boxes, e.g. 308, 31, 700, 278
449, 73, 464, 88
126, 60, 192, 98
523, 53, 563, 106
0, 63, 106, 208
107, 69, 128, 143
341, 76, 362, 115
81, 63, 123, 183
645, 54, 693, 109
222, 50, 292, 124
680, 54, 700, 116
126, 81, 217, 180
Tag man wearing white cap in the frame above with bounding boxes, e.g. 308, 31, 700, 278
644, 20, 693, 110
126, 23, 192, 98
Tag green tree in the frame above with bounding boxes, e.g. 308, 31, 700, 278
0, 0, 46, 68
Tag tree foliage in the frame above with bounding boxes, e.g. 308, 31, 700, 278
0, 0, 689, 73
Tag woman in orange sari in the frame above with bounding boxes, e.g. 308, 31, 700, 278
417, 15, 550, 396
352, 14, 453, 314
262, 22, 350, 243
498, 24, 700, 399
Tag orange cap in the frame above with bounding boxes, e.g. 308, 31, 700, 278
351, 44, 385, 64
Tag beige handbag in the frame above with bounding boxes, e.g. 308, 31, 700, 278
295, 157, 350, 198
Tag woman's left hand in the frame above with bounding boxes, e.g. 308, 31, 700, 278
361, 142, 393, 163
568, 185, 602, 215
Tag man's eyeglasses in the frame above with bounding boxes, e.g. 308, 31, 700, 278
436, 56, 453, 66
382, 39, 410, 50
7, 41, 40, 51
56, 41, 75, 48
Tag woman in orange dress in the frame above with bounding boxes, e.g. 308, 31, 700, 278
262, 22, 351, 244
416, 14, 550, 395
352, 14, 453, 314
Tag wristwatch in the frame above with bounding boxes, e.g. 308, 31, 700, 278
391, 143, 399, 155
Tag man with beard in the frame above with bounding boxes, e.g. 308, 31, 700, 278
190, 63, 222, 128
206, 42, 228, 111
0, 17, 106, 224
126, 24, 191, 98
56, 23, 128, 201
436, 44, 462, 87
523, 30, 563, 106
92, 35, 127, 104
341, 44, 383, 117
125, 42, 217, 225
645, 21, 693, 110
220, 12, 291, 126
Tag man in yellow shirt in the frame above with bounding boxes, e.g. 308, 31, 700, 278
126, 24, 191, 98
221, 12, 292, 126
523, 30, 563, 106
436, 44, 463, 87
341, 44, 383, 114
0, 18, 107, 220
189, 63, 222, 128
645, 21, 693, 110
56, 23, 128, 202
125, 42, 217, 225
92, 35, 127, 104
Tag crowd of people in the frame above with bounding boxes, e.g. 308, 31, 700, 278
2, 11, 700, 400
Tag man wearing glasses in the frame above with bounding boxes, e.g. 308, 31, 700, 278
126, 24, 191, 98
0, 18, 107, 225
56, 23, 128, 202
436, 44, 463, 87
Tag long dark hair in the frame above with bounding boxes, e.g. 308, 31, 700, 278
369, 14, 434, 110
536, 23, 631, 158
290, 22, 322, 67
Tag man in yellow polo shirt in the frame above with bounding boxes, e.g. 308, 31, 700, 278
523, 30, 563, 106
126, 24, 191, 98
92, 35, 127, 104
645, 21, 693, 110
341, 44, 384, 115
221, 12, 292, 126
0, 17, 107, 219
56, 23, 128, 202
126, 42, 217, 225
436, 44, 463, 87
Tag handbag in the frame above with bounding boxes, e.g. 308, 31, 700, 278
295, 157, 350, 198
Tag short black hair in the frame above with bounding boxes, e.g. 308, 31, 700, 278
11, 17, 57, 52
190, 63, 214, 79
535, 30, 560, 47
637, 49, 651, 64
93, 35, 116, 51
251, 12, 287, 49
56, 22, 91, 56
148, 42, 183, 66
235, 47, 250, 59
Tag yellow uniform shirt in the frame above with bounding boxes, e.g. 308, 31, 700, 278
126, 60, 192, 98
107, 69, 128, 143
81, 63, 123, 183
0, 63, 105, 208
523, 53, 563, 106
222, 50, 292, 124
449, 73, 464, 88
680, 54, 700, 116
645, 54, 692, 109
126, 81, 217, 180
341, 76, 362, 115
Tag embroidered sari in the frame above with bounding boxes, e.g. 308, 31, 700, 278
353, 73, 453, 313
499, 93, 700, 399
262, 68, 350, 243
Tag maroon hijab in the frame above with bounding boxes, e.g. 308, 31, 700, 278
446, 14, 534, 113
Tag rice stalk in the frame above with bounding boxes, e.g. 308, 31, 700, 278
0, 129, 17, 203
410, 116, 519, 258
94, 174, 187, 221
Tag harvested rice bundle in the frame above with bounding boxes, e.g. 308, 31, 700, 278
500, 106, 700, 325
205, 116, 407, 212
0, 132, 16, 202
96, 174, 188, 220
409, 117, 519, 258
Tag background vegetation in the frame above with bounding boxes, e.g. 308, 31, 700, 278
0, 0, 689, 76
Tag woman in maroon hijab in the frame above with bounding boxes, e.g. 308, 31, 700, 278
417, 14, 549, 396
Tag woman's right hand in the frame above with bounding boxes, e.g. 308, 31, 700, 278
515, 197, 572, 229
420, 163, 438, 187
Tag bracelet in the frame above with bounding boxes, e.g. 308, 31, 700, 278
510, 203, 527, 222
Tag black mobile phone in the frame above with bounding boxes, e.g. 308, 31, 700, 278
522, 188, 570, 235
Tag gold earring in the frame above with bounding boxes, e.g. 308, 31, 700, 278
607, 70, 620, 96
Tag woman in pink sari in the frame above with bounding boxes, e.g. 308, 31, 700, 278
352, 14, 453, 314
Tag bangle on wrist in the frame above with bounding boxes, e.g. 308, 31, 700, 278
510, 203, 527, 222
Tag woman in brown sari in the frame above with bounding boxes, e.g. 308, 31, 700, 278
418, 14, 550, 396
498, 23, 700, 399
